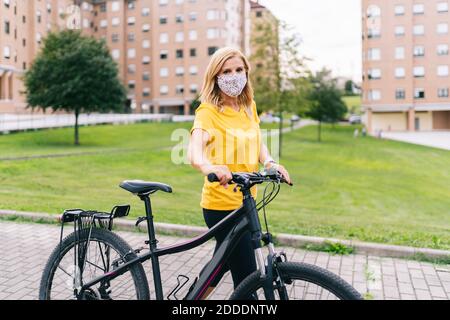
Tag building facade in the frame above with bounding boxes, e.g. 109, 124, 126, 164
362, 0, 450, 133
0, 0, 252, 115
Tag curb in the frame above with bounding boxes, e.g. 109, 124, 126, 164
1, 209, 449, 261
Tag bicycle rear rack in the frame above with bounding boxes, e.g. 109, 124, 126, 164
57, 205, 131, 266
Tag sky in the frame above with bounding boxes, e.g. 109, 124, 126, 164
259, 0, 362, 82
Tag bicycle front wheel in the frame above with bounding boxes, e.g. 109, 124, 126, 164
230, 262, 362, 300
39, 228, 150, 300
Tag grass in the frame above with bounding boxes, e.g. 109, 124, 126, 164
0, 122, 449, 250
342, 95, 362, 115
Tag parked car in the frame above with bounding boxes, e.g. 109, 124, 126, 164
259, 114, 281, 123
349, 114, 362, 125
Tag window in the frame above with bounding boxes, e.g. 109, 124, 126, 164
143, 72, 150, 81
438, 88, 449, 97
413, 66, 425, 77
36, 32, 42, 44
127, 33, 135, 42
368, 90, 381, 101
4, 20, 10, 34
395, 47, 404, 59
207, 10, 220, 20
160, 68, 169, 77
395, 89, 406, 100
142, 8, 150, 16
413, 25, 425, 35
366, 5, 381, 17
128, 0, 135, 10
142, 40, 150, 49
100, 19, 107, 28
413, 46, 425, 57
189, 66, 198, 75
395, 26, 405, 36
142, 56, 150, 64
47, 3, 52, 13
143, 88, 150, 97
175, 67, 185, 76
256, 11, 263, 18
189, 12, 197, 21
189, 30, 197, 40
128, 17, 136, 25
176, 0, 184, 4
395, 67, 405, 78
437, 44, 449, 55
127, 49, 135, 59
128, 81, 135, 90
100, 3, 106, 12
176, 15, 183, 23
176, 85, 185, 94
142, 24, 150, 32
207, 28, 220, 39
368, 68, 381, 79
190, 48, 197, 57
437, 23, 448, 34
112, 33, 119, 42
208, 47, 218, 56
111, 1, 120, 12
160, 16, 167, 24
394, 5, 405, 16
112, 49, 120, 60
160, 50, 168, 59
190, 84, 198, 94
437, 2, 449, 12
413, 4, 424, 15
175, 32, 184, 42
437, 65, 449, 76
112, 17, 120, 26
128, 64, 136, 74
414, 88, 425, 99
4, 0, 10, 8
160, 86, 169, 95
368, 48, 381, 60
176, 49, 183, 59
3, 46, 10, 59
159, 0, 168, 6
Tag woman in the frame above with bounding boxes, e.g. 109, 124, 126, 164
188, 47, 291, 298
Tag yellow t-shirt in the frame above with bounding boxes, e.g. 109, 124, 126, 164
190, 101, 261, 210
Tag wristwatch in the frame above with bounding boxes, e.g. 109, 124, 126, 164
264, 159, 277, 168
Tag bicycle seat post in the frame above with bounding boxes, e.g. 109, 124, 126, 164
139, 193, 164, 300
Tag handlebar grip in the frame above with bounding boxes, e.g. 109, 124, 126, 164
207, 173, 220, 183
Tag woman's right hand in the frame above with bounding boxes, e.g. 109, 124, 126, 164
207, 165, 232, 188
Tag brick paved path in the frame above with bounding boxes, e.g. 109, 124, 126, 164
0, 221, 449, 300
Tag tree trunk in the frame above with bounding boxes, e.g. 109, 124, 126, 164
74, 109, 80, 146
318, 121, 322, 142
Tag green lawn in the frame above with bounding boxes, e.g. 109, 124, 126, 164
343, 95, 362, 115
0, 122, 449, 250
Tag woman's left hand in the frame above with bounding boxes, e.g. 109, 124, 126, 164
267, 163, 292, 185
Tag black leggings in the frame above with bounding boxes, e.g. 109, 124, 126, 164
202, 208, 257, 289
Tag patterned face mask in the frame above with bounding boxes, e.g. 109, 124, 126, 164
217, 72, 247, 97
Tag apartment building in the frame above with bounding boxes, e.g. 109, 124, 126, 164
249, 0, 279, 92
0, 0, 252, 115
362, 0, 450, 133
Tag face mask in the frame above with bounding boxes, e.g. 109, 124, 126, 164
217, 73, 247, 97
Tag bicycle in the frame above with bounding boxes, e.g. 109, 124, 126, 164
39, 170, 363, 300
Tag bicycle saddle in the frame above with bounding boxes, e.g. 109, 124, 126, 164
119, 180, 172, 195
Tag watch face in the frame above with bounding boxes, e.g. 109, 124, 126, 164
66, 4, 81, 29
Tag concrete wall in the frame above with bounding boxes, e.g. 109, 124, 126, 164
372, 112, 408, 132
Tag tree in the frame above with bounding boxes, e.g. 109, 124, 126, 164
306, 69, 348, 142
24, 30, 126, 145
345, 80, 354, 96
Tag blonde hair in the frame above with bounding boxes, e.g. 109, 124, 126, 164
199, 47, 254, 117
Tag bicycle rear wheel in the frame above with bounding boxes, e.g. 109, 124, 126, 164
230, 262, 362, 300
39, 228, 150, 300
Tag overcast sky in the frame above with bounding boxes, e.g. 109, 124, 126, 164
259, 0, 362, 82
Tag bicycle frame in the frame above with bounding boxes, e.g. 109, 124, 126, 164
78, 187, 268, 300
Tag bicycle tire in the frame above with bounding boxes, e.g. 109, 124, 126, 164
39, 227, 150, 300
229, 261, 363, 300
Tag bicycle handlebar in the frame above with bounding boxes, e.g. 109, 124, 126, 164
207, 171, 293, 188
